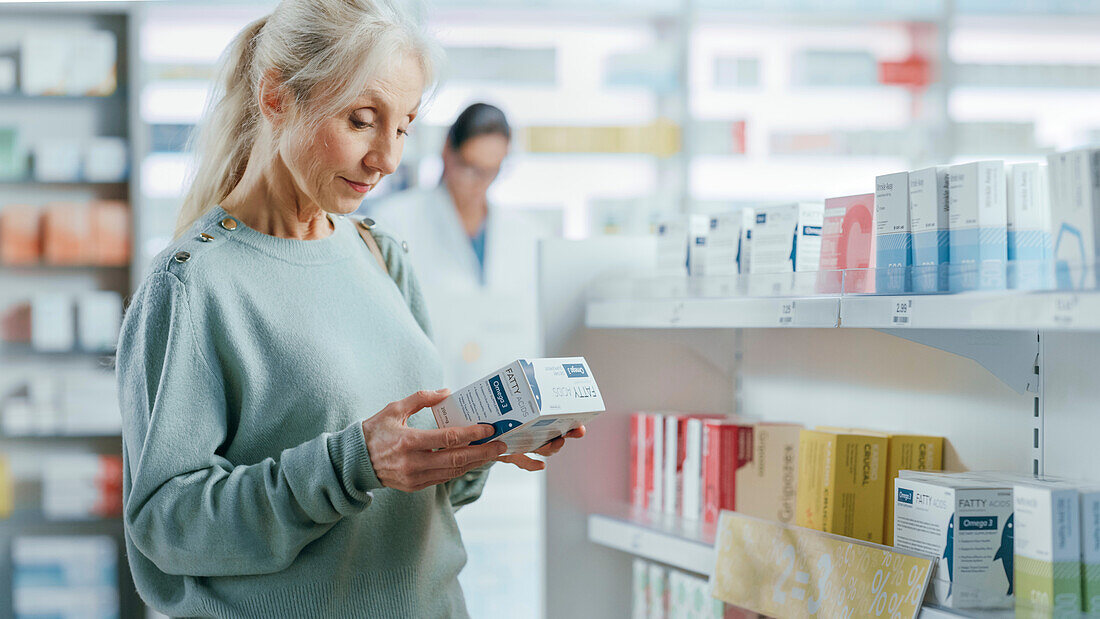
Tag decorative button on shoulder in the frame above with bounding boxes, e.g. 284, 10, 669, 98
199, 233, 215, 242
358, 217, 375, 230
220, 217, 239, 231
174, 251, 191, 263
401, 241, 409, 253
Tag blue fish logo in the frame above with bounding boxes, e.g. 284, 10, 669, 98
471, 419, 522, 446
943, 515, 954, 596
993, 513, 1014, 595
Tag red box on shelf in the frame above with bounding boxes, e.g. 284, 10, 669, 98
0, 205, 42, 266
42, 202, 93, 265
702, 420, 754, 525
630, 413, 647, 509
816, 193, 876, 294
89, 200, 130, 266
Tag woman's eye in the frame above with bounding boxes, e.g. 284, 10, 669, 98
397, 128, 410, 137
350, 117, 374, 130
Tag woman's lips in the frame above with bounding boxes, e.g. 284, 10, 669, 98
341, 177, 372, 194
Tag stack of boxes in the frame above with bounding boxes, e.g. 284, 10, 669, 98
648, 148, 1100, 296
0, 201, 131, 267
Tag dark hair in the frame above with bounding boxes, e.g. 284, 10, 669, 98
446, 102, 511, 150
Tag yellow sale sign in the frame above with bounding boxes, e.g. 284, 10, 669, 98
711, 511, 935, 619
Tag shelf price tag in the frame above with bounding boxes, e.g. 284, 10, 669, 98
711, 512, 933, 619
778, 301, 795, 326
891, 299, 914, 327
1052, 294, 1078, 328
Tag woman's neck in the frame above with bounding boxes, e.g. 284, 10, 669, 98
221, 151, 334, 241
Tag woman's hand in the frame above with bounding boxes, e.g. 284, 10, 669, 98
497, 425, 586, 472
361, 389, 506, 493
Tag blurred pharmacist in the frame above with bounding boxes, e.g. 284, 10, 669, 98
114, 2, 581, 617
367, 103, 545, 388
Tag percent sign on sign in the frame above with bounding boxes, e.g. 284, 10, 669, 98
710, 512, 934, 619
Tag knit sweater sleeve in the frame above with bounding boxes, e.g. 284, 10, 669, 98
118, 271, 381, 578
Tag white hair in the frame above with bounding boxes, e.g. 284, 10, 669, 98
175, 0, 442, 238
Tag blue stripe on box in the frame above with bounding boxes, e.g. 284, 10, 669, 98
876, 232, 912, 294
1008, 229, 1051, 290
950, 227, 1007, 291
913, 230, 949, 293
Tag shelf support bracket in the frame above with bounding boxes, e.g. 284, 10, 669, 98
876, 328, 1040, 395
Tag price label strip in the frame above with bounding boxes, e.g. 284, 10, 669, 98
778, 301, 795, 326
711, 512, 934, 619
891, 299, 914, 327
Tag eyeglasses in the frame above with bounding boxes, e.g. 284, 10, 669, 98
452, 150, 505, 183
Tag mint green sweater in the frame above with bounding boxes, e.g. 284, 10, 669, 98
117, 206, 491, 618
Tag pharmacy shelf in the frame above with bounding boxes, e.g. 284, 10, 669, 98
587, 510, 717, 577
587, 510, 1011, 619
586, 295, 841, 329
0, 179, 128, 187
587, 290, 1100, 331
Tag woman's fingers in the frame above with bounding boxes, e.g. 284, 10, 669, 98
497, 453, 546, 471
533, 436, 566, 457
404, 423, 496, 451
388, 388, 451, 422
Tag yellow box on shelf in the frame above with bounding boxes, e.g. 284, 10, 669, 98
796, 428, 888, 543
521, 120, 681, 157
810, 427, 944, 546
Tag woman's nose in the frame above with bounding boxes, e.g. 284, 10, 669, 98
364, 134, 401, 176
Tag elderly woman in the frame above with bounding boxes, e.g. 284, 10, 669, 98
116, 1, 581, 616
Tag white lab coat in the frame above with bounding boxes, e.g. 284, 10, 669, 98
366, 185, 544, 389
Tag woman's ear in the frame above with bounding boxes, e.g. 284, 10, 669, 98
257, 69, 288, 126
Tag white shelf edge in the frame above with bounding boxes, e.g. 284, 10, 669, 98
587, 512, 1010, 619
587, 513, 715, 576
586, 296, 840, 329
586, 290, 1100, 331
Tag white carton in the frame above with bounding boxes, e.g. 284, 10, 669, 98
664, 415, 680, 516
633, 559, 650, 619
908, 166, 949, 293
893, 474, 1015, 609
656, 216, 689, 277
948, 161, 1008, 291
1013, 481, 1082, 615
703, 212, 744, 277
650, 413, 665, 513
1047, 149, 1100, 289
687, 215, 710, 277
681, 418, 704, 521
431, 357, 604, 455
1007, 163, 1053, 290
748, 202, 824, 295
876, 171, 912, 294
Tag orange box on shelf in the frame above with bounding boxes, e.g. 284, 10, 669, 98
89, 200, 130, 266
0, 204, 42, 266
41, 202, 93, 265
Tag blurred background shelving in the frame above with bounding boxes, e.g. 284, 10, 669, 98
5, 0, 1100, 617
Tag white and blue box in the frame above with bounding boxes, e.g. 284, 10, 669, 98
876, 171, 912, 294
909, 166, 950, 293
749, 202, 823, 295
894, 474, 1015, 610
432, 357, 605, 455
948, 161, 1007, 291
1047, 149, 1099, 290
1007, 163, 1053, 290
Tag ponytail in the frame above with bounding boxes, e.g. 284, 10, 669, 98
174, 16, 267, 239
